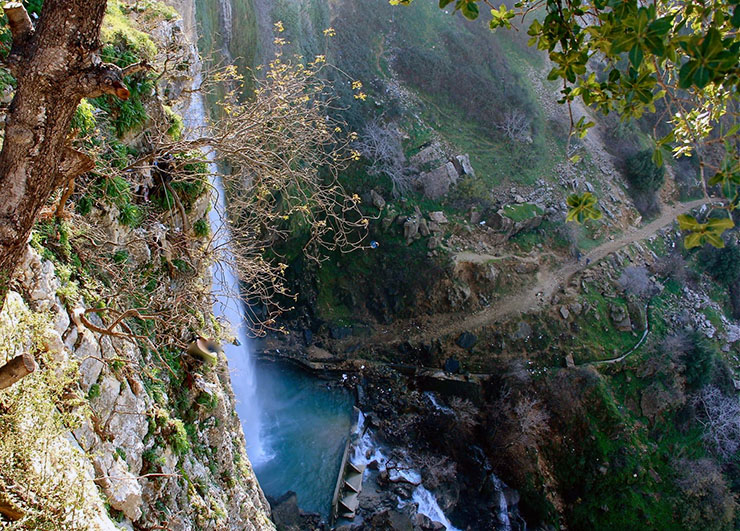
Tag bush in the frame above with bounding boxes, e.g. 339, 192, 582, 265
193, 218, 210, 238
684, 333, 717, 390
704, 244, 740, 286
625, 150, 665, 194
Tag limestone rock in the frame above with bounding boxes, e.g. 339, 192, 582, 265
411, 143, 444, 166
455, 153, 475, 177
428, 211, 449, 224
404, 217, 420, 242
609, 303, 632, 331
560, 306, 570, 320
96, 457, 143, 521
74, 331, 104, 393
419, 162, 459, 199
370, 190, 386, 209
107, 386, 148, 474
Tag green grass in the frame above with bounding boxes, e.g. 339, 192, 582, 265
502, 203, 544, 222
569, 287, 643, 362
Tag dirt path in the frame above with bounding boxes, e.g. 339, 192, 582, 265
365, 198, 713, 346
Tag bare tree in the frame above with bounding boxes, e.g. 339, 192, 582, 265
653, 251, 692, 286
449, 396, 479, 437
660, 332, 692, 361
496, 109, 531, 143
512, 396, 550, 447
694, 385, 740, 460
354, 119, 414, 198
618, 266, 656, 299
414, 453, 457, 490
79, 50, 368, 338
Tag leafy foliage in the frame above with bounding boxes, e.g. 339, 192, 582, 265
565, 192, 602, 223
392, 0, 739, 242
625, 149, 665, 194
677, 214, 734, 248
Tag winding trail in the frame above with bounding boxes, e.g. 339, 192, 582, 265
366, 198, 714, 346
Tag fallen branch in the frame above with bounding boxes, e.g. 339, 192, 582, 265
0, 352, 37, 390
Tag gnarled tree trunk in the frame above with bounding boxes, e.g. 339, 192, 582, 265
0, 0, 134, 310
0, 1, 133, 387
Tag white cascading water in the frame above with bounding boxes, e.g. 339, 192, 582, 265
351, 411, 462, 531
184, 62, 270, 465
217, 0, 234, 61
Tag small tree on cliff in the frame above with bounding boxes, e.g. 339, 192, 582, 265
0, 1, 145, 388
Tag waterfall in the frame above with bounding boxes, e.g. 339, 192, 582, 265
217, 0, 234, 60
183, 63, 270, 465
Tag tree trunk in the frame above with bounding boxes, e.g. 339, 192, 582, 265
0, 0, 132, 311
0, 352, 37, 390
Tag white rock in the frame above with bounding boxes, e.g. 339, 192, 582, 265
108, 386, 148, 474
98, 456, 143, 521
75, 331, 104, 392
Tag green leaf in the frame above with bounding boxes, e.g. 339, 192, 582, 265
684, 232, 703, 249
461, 0, 480, 19
706, 217, 734, 231
705, 232, 726, 248
439, 0, 454, 7
629, 44, 643, 68
677, 214, 700, 231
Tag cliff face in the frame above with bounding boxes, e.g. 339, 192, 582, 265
0, 3, 273, 529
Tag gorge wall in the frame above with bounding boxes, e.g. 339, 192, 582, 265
0, 2, 274, 529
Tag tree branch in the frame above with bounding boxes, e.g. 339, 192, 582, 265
0, 352, 37, 390
2, 2, 33, 45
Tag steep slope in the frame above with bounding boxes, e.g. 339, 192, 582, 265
0, 2, 274, 529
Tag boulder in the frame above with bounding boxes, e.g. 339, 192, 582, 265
411, 143, 444, 166
427, 236, 443, 250
456, 332, 478, 350
419, 162, 459, 199
370, 189, 386, 210
382, 210, 398, 232
428, 211, 449, 224
486, 212, 513, 232
414, 513, 446, 531
269, 491, 301, 529
609, 303, 632, 331
404, 217, 420, 242
560, 306, 570, 320
418, 218, 430, 237
456, 153, 475, 176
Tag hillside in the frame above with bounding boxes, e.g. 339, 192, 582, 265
0, 1, 737, 530
193, 1, 740, 529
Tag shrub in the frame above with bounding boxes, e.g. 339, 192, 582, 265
164, 105, 184, 140
625, 150, 665, 194
193, 218, 210, 238
704, 244, 740, 286
169, 418, 190, 455
684, 333, 717, 390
